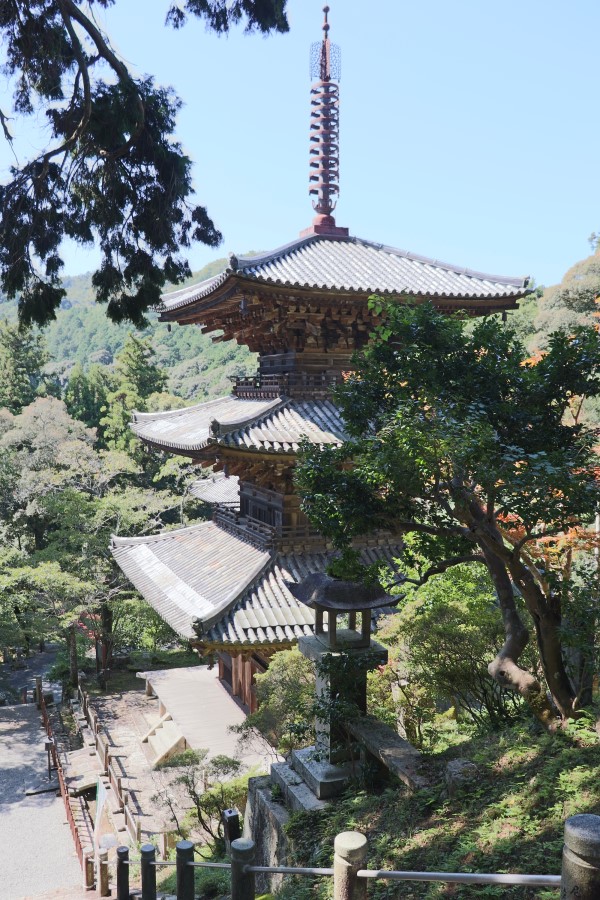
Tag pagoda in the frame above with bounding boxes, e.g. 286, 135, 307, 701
111, 7, 529, 713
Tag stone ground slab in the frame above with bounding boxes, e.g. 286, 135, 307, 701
0, 704, 81, 900
141, 665, 273, 769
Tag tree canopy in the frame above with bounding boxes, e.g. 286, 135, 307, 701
0, 1, 289, 328
296, 301, 600, 726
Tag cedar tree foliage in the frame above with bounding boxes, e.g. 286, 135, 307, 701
0, 1, 289, 327
296, 300, 600, 726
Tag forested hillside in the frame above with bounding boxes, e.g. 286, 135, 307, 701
509, 244, 600, 351
0, 258, 255, 401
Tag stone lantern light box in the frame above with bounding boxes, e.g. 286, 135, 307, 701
287, 572, 395, 651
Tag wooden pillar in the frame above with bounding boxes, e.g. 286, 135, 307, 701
231, 838, 255, 900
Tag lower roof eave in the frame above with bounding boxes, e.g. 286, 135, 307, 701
190, 638, 296, 654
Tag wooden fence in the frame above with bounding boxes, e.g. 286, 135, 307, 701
91, 817, 600, 900
39, 689, 83, 866
39, 678, 143, 867
77, 680, 143, 844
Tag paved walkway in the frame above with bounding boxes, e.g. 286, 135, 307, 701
89, 666, 275, 839
144, 665, 272, 767
0, 704, 83, 900
0, 646, 62, 705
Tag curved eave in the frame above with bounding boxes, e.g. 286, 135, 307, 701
129, 396, 285, 455
110, 522, 274, 638
157, 233, 530, 323
133, 434, 339, 460
158, 275, 524, 325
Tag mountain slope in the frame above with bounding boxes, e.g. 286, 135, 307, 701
0, 259, 256, 400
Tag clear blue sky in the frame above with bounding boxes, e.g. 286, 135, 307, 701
2, 0, 600, 288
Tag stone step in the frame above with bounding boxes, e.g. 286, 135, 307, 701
148, 728, 185, 766
141, 710, 171, 743
271, 762, 329, 812
160, 719, 183, 742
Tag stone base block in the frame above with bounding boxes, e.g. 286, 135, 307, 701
291, 746, 355, 799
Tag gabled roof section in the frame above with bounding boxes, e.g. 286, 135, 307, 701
205, 544, 402, 646
111, 522, 272, 639
130, 396, 283, 454
159, 233, 529, 316
130, 395, 346, 456
111, 523, 402, 648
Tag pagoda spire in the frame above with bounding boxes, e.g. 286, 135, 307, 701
301, 5, 349, 238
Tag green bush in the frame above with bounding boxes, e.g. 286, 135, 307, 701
378, 564, 528, 732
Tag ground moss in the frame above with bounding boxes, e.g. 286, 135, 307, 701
277, 718, 600, 899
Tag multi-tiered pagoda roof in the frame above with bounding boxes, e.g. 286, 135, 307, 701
111, 7, 530, 711
160, 233, 528, 323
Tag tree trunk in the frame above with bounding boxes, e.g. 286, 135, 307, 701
481, 546, 557, 728
67, 623, 78, 688
100, 601, 114, 672
530, 610, 578, 718
506, 558, 577, 720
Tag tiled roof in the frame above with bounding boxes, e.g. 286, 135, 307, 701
111, 521, 401, 648
190, 473, 240, 507
204, 544, 402, 646
203, 553, 317, 646
130, 396, 282, 453
220, 399, 346, 453
110, 522, 272, 639
160, 233, 529, 313
130, 396, 346, 455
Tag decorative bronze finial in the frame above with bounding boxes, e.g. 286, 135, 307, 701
320, 6, 331, 81
301, 5, 348, 238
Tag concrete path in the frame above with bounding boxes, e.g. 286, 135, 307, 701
0, 704, 82, 900
143, 665, 274, 769
0, 646, 62, 705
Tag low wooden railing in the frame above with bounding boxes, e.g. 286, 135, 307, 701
39, 689, 84, 866
213, 507, 276, 548
92, 819, 600, 900
231, 371, 339, 400
107, 756, 124, 812
212, 507, 329, 551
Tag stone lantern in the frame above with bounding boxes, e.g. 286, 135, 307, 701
286, 572, 393, 798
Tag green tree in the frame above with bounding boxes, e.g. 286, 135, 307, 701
0, 320, 51, 412
232, 647, 315, 757
378, 563, 528, 729
154, 750, 253, 855
296, 301, 600, 727
0, 395, 192, 672
0, 1, 288, 328
0, 561, 89, 683
64, 362, 115, 431
100, 334, 169, 452
114, 333, 167, 400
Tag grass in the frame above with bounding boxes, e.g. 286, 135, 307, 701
85, 647, 202, 696
276, 715, 600, 899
